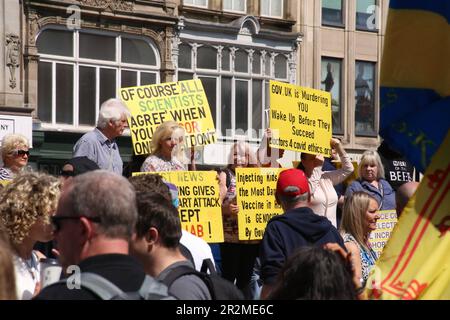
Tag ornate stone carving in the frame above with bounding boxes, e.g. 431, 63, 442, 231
79, 0, 134, 12
6, 34, 21, 89
28, 13, 40, 45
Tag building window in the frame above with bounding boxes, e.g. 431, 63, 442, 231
356, 0, 378, 31
261, 0, 283, 18
178, 43, 289, 140
355, 61, 376, 137
322, 0, 343, 27
223, 0, 246, 13
36, 28, 160, 127
321, 57, 343, 135
183, 0, 208, 8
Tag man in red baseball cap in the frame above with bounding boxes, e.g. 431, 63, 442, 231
260, 168, 345, 299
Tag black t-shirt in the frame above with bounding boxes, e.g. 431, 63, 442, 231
35, 254, 146, 300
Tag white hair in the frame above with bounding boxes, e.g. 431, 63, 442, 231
97, 98, 130, 129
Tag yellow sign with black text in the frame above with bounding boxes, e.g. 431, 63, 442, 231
120, 80, 217, 155
269, 81, 332, 156
133, 171, 224, 243
368, 210, 398, 258
235, 167, 285, 241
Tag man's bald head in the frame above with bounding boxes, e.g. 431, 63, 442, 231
396, 181, 420, 216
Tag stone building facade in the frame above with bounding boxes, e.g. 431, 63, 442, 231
0, 0, 389, 172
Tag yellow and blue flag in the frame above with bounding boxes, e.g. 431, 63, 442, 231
366, 131, 450, 300
380, 0, 450, 173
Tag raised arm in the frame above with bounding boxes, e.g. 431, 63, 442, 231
323, 138, 354, 185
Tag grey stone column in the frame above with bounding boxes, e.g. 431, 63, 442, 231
0, 0, 26, 113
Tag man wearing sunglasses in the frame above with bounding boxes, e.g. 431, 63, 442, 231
35, 170, 156, 299
73, 98, 130, 176
0, 133, 30, 181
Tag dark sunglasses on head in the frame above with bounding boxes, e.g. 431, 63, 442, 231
13, 149, 30, 157
51, 215, 101, 232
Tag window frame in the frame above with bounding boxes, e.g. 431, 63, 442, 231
183, 0, 208, 9
354, 60, 377, 137
260, 0, 284, 19
223, 0, 247, 14
177, 41, 289, 141
36, 26, 161, 129
321, 57, 344, 135
321, 0, 345, 28
355, 0, 379, 32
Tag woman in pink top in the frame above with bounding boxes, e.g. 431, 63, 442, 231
299, 138, 353, 227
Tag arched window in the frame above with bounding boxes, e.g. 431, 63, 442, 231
36, 28, 160, 127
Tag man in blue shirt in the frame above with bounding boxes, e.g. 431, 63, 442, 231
73, 98, 129, 175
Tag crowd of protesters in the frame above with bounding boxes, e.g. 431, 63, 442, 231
0, 98, 420, 300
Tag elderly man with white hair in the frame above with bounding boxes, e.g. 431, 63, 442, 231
73, 98, 130, 175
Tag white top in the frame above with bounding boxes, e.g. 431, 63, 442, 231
308, 153, 354, 227
180, 230, 215, 272
13, 251, 41, 300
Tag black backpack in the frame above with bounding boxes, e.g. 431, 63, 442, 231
161, 259, 244, 300
51, 272, 175, 300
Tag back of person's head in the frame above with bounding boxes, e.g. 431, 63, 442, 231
0, 224, 16, 300
129, 174, 171, 201
270, 246, 357, 300
68, 170, 137, 240
123, 154, 148, 178
61, 156, 100, 178
275, 168, 310, 206
396, 181, 420, 217
134, 192, 181, 249
97, 98, 130, 129
0, 172, 61, 245
1, 133, 29, 162
358, 150, 385, 180
340, 191, 378, 248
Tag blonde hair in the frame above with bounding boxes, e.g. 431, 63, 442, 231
358, 150, 385, 180
0, 226, 16, 300
228, 141, 259, 168
0, 172, 61, 245
151, 121, 186, 162
340, 191, 378, 251
1, 133, 29, 162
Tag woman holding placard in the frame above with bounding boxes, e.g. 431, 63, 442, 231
340, 191, 380, 287
219, 141, 260, 298
140, 121, 195, 172
298, 138, 353, 228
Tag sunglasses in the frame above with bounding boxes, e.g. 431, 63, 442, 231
12, 149, 30, 157
60, 170, 75, 177
51, 215, 101, 232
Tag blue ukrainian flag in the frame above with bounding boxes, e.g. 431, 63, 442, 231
380, 0, 450, 173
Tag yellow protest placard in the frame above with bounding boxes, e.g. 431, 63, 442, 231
235, 167, 285, 241
120, 79, 217, 155
133, 171, 224, 243
269, 80, 332, 157
366, 131, 450, 300
368, 210, 398, 258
